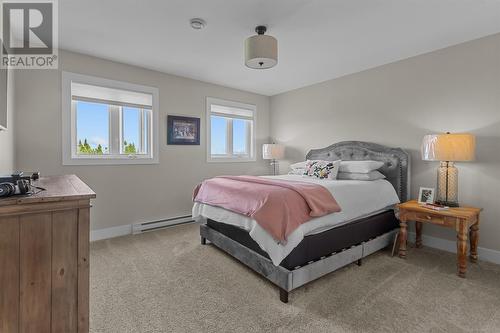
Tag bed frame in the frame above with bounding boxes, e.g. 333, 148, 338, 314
200, 141, 410, 303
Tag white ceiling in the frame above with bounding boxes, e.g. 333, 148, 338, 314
60, 0, 500, 96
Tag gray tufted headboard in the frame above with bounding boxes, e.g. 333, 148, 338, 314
306, 141, 410, 202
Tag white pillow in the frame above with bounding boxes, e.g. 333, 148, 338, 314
339, 160, 384, 173
337, 170, 386, 181
288, 161, 307, 175
303, 160, 341, 180
290, 161, 307, 170
288, 168, 305, 175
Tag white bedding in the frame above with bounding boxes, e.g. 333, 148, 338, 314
192, 174, 400, 265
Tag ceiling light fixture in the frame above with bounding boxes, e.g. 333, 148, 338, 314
245, 25, 278, 69
190, 18, 206, 30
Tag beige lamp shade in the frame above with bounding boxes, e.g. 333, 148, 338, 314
421, 133, 476, 162
262, 144, 284, 160
245, 26, 278, 69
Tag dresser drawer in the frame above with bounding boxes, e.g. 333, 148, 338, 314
409, 211, 456, 226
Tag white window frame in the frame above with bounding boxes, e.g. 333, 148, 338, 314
206, 97, 256, 163
62, 72, 159, 165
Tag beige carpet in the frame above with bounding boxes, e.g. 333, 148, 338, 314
90, 223, 500, 333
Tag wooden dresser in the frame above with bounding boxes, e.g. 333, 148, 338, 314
0, 175, 95, 333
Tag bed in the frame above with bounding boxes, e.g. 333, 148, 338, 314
195, 141, 410, 303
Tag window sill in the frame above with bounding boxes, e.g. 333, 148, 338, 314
63, 155, 159, 166
207, 157, 257, 163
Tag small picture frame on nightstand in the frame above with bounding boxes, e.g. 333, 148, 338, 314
418, 187, 435, 204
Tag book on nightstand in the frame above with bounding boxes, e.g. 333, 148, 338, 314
420, 203, 450, 211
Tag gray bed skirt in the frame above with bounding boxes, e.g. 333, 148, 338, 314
201, 224, 398, 303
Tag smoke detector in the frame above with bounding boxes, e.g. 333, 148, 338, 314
190, 18, 206, 30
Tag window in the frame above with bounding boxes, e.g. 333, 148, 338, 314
62, 72, 159, 165
206, 97, 256, 162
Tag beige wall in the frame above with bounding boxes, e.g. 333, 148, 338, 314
0, 69, 15, 174
271, 34, 500, 251
14, 50, 270, 230
11, 34, 500, 251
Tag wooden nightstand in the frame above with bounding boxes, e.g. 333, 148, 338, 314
397, 200, 482, 278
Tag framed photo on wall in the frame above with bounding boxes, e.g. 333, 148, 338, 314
418, 187, 435, 204
167, 115, 200, 145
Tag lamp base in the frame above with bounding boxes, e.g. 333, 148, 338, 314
436, 161, 459, 207
270, 159, 279, 176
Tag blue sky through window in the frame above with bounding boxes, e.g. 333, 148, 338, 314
76, 101, 109, 152
211, 116, 227, 154
233, 119, 247, 154
211, 116, 249, 155
76, 101, 145, 154
123, 107, 140, 151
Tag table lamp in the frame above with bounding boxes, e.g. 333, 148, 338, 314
421, 132, 476, 207
262, 143, 285, 175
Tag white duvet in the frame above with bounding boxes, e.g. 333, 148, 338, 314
192, 174, 400, 265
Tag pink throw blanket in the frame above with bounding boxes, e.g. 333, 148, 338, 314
193, 176, 341, 242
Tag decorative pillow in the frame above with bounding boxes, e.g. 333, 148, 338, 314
337, 170, 386, 181
303, 160, 341, 180
339, 160, 385, 173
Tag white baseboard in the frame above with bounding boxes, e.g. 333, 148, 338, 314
90, 224, 500, 265
91, 224, 132, 241
409, 232, 500, 265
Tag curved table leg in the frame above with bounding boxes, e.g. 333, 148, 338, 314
415, 221, 423, 248
457, 222, 468, 278
469, 223, 479, 263
398, 220, 408, 259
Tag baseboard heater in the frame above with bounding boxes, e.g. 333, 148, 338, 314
132, 214, 194, 234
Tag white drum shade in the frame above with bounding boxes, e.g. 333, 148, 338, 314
421, 133, 476, 162
245, 34, 278, 69
262, 144, 284, 160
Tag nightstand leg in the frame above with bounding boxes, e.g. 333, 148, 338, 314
415, 221, 423, 248
470, 223, 479, 263
457, 222, 468, 278
398, 220, 408, 258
